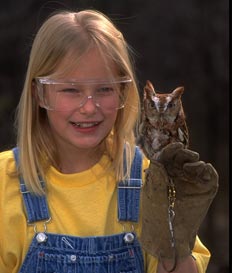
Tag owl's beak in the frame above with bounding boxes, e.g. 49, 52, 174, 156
157, 107, 165, 113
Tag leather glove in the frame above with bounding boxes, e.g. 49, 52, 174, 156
140, 142, 218, 268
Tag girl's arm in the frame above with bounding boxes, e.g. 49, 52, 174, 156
157, 255, 198, 273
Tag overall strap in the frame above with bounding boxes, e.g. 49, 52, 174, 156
118, 146, 143, 222
12, 147, 50, 223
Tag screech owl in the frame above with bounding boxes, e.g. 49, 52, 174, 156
137, 80, 189, 160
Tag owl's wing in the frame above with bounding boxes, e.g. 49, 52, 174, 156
178, 123, 189, 148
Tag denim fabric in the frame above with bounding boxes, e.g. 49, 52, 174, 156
13, 147, 50, 222
18, 232, 144, 273
13, 147, 144, 273
118, 178, 142, 222
118, 146, 143, 222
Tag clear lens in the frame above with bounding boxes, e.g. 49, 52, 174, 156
36, 77, 131, 111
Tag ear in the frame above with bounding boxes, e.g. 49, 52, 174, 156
172, 86, 184, 98
31, 80, 37, 99
31, 80, 44, 108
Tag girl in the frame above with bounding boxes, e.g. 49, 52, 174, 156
0, 9, 216, 273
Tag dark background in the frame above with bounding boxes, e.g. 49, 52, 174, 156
0, 1, 229, 272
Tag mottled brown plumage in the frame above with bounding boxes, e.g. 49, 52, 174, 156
137, 80, 189, 160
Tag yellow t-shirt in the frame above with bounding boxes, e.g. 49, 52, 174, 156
0, 149, 210, 273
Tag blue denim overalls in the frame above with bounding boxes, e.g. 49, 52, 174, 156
13, 147, 145, 273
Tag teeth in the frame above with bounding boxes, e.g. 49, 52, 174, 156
72, 122, 99, 128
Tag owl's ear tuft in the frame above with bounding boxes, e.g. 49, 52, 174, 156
144, 80, 156, 99
172, 86, 184, 98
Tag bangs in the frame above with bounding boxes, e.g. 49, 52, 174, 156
48, 44, 126, 81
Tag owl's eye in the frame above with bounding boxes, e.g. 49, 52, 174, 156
168, 102, 174, 108
149, 101, 155, 107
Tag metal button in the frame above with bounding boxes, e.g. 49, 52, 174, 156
123, 232, 135, 243
70, 255, 77, 262
108, 254, 114, 261
36, 232, 47, 243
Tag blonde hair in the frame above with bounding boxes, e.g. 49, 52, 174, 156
16, 9, 141, 194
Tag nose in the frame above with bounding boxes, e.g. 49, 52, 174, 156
79, 96, 100, 113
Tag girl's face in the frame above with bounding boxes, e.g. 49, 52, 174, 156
43, 48, 120, 156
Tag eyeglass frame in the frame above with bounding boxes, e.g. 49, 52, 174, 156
34, 76, 132, 111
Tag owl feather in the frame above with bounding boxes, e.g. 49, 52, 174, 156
137, 80, 189, 160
